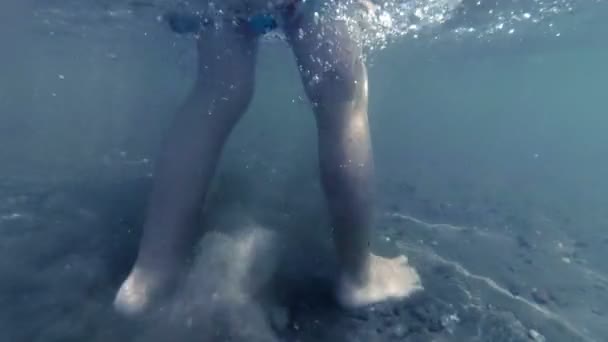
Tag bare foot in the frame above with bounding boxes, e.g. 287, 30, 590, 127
113, 265, 177, 317
336, 254, 422, 308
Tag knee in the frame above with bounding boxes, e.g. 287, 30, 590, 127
303, 59, 366, 106
306, 63, 369, 134
221, 78, 255, 112
193, 51, 257, 114
194, 74, 255, 113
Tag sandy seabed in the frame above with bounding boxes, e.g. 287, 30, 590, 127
0, 170, 606, 342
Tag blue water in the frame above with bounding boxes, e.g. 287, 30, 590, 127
1, 0, 607, 341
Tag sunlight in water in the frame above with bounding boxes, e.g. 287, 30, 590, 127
325, 0, 582, 52
33, 0, 584, 51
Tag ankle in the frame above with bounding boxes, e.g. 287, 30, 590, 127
340, 253, 371, 285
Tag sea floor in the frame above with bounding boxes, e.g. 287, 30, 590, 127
0, 168, 606, 342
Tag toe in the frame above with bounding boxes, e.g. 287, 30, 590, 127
395, 255, 408, 264
114, 285, 147, 316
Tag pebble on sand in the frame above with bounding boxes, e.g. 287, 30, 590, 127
528, 328, 546, 342
531, 288, 553, 305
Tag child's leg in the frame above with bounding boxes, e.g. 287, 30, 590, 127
114, 24, 258, 316
284, 11, 422, 307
